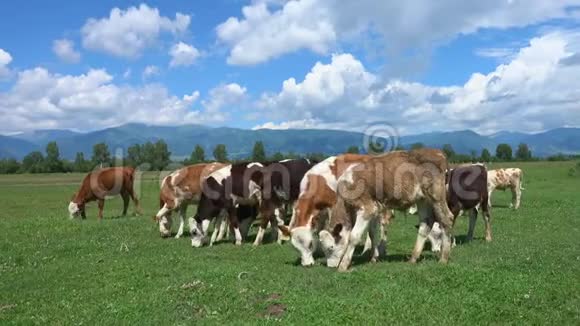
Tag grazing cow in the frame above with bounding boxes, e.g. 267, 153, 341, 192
488, 168, 524, 209
281, 154, 371, 266
318, 149, 455, 271
68, 167, 142, 220
191, 159, 315, 247
154, 162, 227, 238
428, 164, 492, 251
252, 158, 317, 246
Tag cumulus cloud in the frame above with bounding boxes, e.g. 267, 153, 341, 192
256, 32, 580, 135
169, 42, 201, 67
217, 0, 580, 65
0, 67, 227, 133
202, 83, 247, 120
52, 39, 81, 63
216, 0, 335, 65
0, 48, 13, 80
81, 4, 190, 58
142, 65, 160, 79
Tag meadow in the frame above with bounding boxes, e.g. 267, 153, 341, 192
0, 161, 579, 324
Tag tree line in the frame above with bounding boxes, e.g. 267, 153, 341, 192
0, 139, 572, 175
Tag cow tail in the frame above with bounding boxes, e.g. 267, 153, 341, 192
519, 171, 525, 191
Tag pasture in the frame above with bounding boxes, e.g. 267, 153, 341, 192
1, 161, 579, 324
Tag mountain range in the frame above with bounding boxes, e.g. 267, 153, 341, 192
1, 123, 579, 160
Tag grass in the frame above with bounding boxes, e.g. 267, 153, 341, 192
0, 161, 579, 324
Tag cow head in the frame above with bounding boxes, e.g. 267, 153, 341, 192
319, 224, 349, 268
190, 216, 210, 247
68, 195, 84, 219
289, 226, 316, 266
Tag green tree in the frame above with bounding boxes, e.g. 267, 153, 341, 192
73, 152, 89, 172
190, 145, 205, 164
516, 143, 532, 161
92, 143, 111, 167
367, 140, 385, 154
480, 148, 491, 162
270, 152, 285, 161
252, 141, 266, 162
495, 143, 513, 161
306, 152, 326, 162
22, 151, 45, 173
213, 144, 228, 162
442, 144, 455, 160
44, 141, 63, 173
394, 145, 405, 151
126, 144, 142, 167
346, 146, 360, 154
151, 140, 171, 170
410, 142, 425, 150
0, 159, 21, 174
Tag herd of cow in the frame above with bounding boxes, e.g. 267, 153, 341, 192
67, 148, 524, 271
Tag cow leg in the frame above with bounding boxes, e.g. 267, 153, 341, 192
427, 222, 442, 252
216, 212, 228, 242
274, 207, 288, 244
126, 186, 142, 215
410, 203, 434, 263
209, 214, 223, 246
97, 199, 105, 221
368, 218, 381, 263
482, 206, 492, 242
431, 202, 453, 264
466, 208, 478, 242
337, 207, 374, 272
253, 213, 270, 247
227, 206, 243, 246
121, 192, 130, 216
175, 205, 187, 239
512, 185, 521, 209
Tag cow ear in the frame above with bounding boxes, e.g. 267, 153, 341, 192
331, 224, 343, 238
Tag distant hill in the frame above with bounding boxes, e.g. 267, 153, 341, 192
0, 136, 38, 159
1, 123, 579, 160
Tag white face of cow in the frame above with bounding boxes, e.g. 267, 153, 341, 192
290, 226, 316, 266
190, 219, 211, 248
319, 229, 349, 268
68, 202, 80, 219
159, 216, 172, 237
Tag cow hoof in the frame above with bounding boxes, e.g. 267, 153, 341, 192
337, 266, 352, 273
235, 241, 242, 246
485, 237, 492, 242
409, 258, 418, 264
175, 234, 182, 239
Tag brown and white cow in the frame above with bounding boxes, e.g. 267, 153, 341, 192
68, 167, 142, 220
154, 162, 227, 238
319, 149, 455, 271
281, 154, 371, 266
488, 168, 524, 209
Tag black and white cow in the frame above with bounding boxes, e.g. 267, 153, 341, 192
191, 158, 316, 247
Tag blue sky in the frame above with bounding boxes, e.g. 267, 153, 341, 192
1, 0, 579, 135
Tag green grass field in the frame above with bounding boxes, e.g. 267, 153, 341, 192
1, 162, 579, 324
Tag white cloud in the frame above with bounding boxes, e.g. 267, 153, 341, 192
202, 83, 247, 118
183, 90, 200, 103
0, 48, 13, 80
216, 0, 335, 65
0, 67, 226, 133
142, 65, 160, 79
122, 68, 132, 79
52, 39, 81, 63
81, 4, 190, 58
256, 31, 580, 134
169, 42, 201, 67
217, 0, 580, 65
